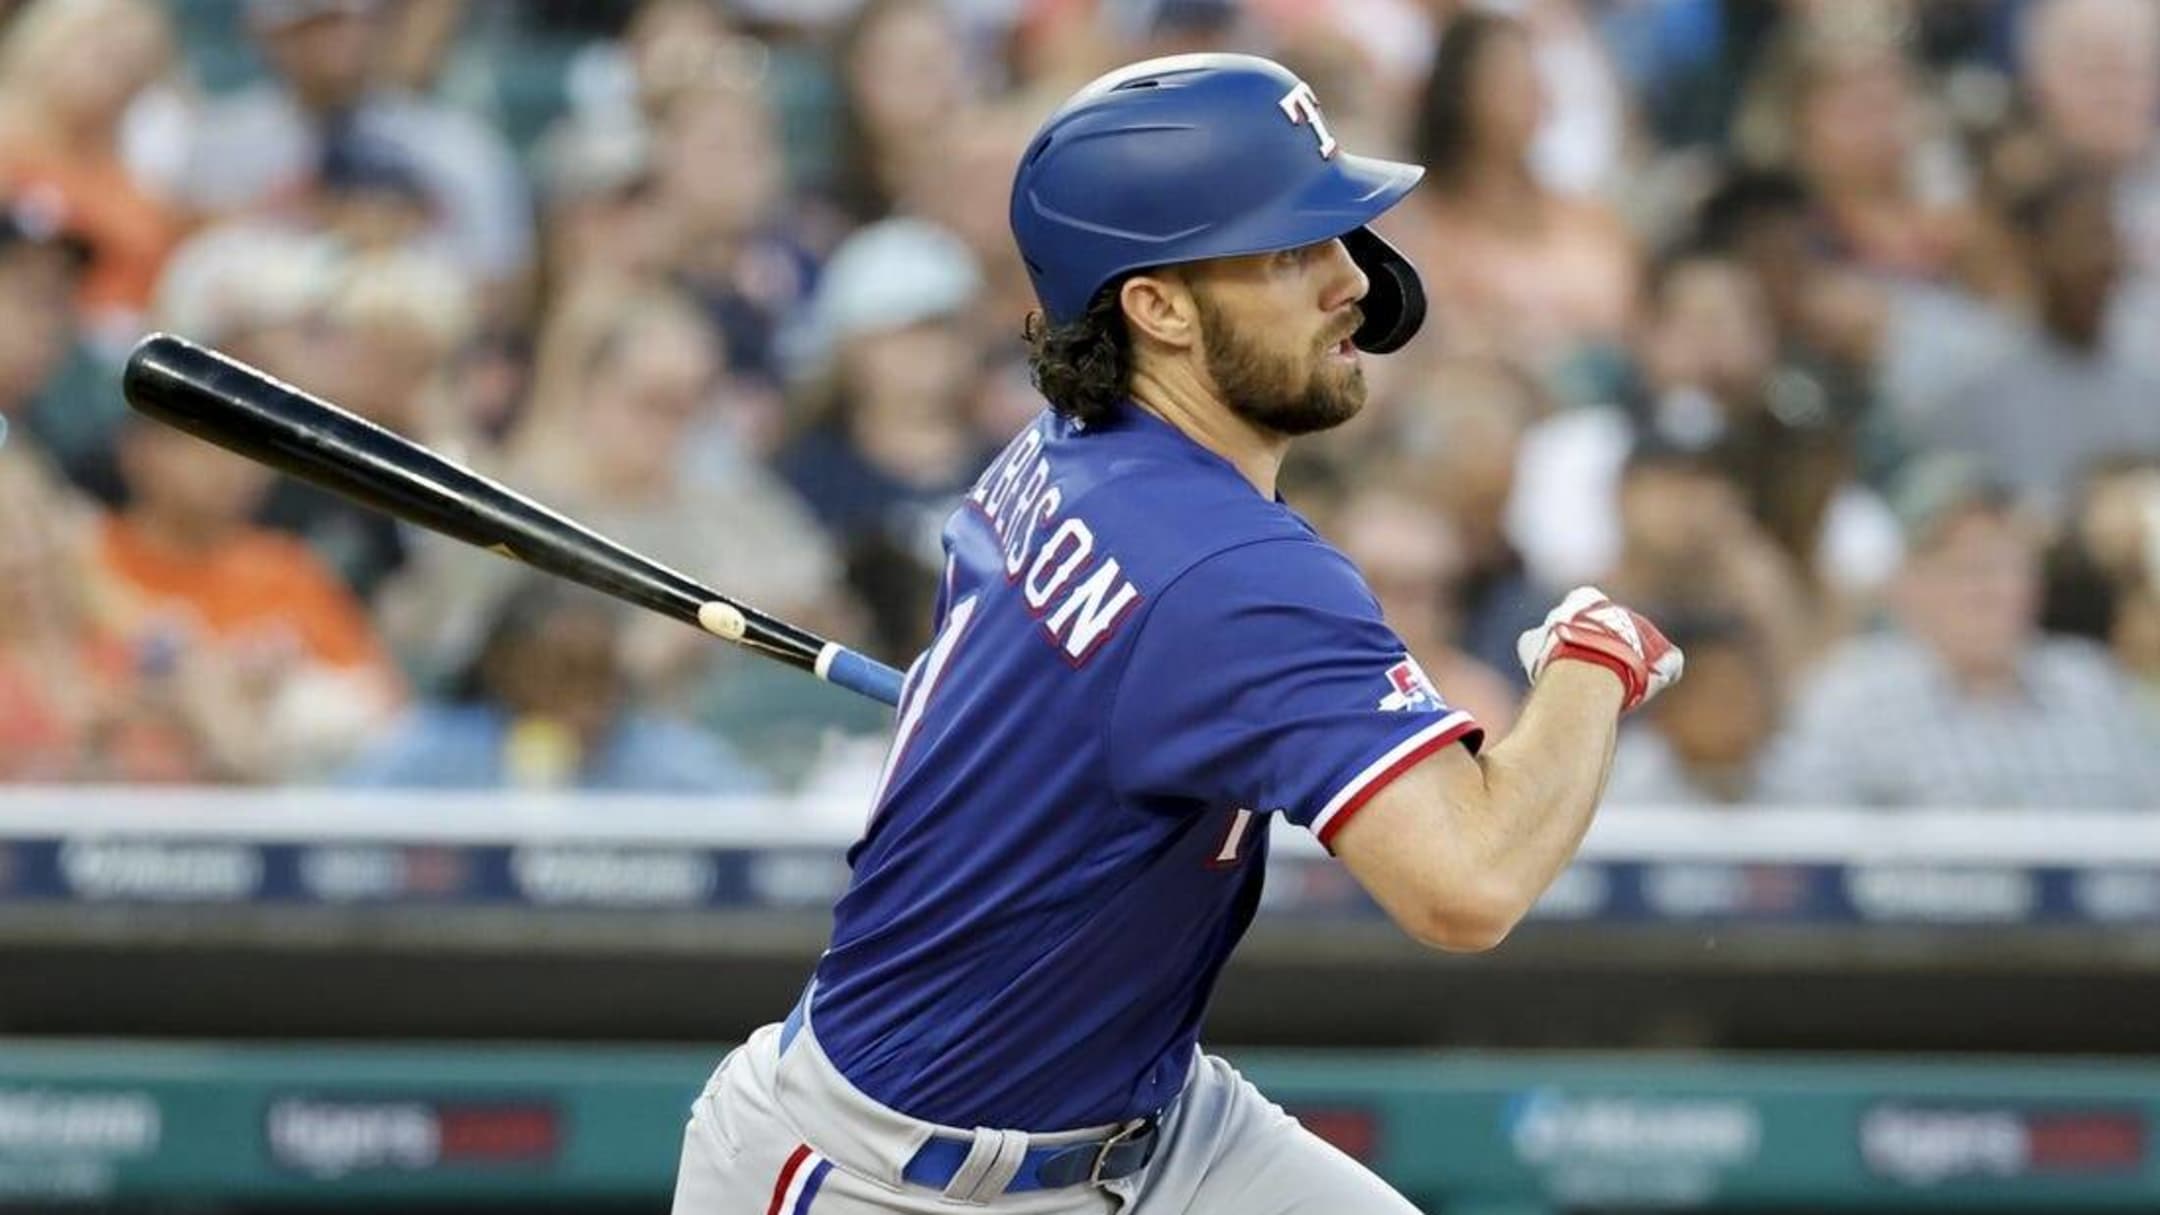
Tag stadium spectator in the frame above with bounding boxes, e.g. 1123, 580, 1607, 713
253, 249, 475, 601
0, 449, 270, 783
1732, 10, 1999, 291
1504, 0, 1633, 199
0, 450, 110, 779
560, 0, 742, 132
1512, 250, 1769, 582
1604, 614, 1780, 806
534, 117, 669, 295
2043, 457, 2160, 709
2018, 0, 2160, 275
1644, 249, 1889, 599
92, 411, 402, 781
1333, 484, 1519, 735
311, 129, 437, 261
1691, 171, 1890, 433
828, 0, 977, 225
1406, 10, 1640, 385
778, 218, 992, 657
341, 580, 765, 792
385, 288, 840, 693
175, 0, 532, 296
655, 78, 818, 390
1760, 467, 2160, 808
0, 0, 180, 344
1383, 357, 1554, 686
1598, 440, 1818, 680
0, 195, 87, 475
1915, 171, 2160, 515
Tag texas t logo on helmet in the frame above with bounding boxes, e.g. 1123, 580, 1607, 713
1276, 81, 1337, 159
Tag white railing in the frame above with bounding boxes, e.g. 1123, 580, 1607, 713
0, 786, 2154, 864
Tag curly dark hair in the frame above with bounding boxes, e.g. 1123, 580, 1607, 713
1024, 282, 1133, 431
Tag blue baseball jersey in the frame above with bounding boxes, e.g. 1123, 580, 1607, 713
808, 402, 1483, 1132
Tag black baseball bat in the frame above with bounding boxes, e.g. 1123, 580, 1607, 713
120, 332, 905, 707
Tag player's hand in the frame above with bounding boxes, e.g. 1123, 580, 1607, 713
1515, 586, 1683, 713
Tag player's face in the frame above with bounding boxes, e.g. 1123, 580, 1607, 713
1188, 238, 1370, 436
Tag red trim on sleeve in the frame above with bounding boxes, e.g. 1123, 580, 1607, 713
1315, 718, 1483, 850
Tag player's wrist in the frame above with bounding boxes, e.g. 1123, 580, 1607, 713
1539, 645, 1636, 709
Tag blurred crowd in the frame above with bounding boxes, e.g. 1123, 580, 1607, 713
1, 0, 2159, 808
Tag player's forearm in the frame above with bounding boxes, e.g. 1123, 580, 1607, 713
1455, 660, 1624, 917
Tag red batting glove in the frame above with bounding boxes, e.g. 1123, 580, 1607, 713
1515, 587, 1684, 713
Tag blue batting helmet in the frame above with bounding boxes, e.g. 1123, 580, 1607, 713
1009, 54, 1427, 354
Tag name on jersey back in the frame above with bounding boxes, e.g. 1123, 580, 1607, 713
964, 427, 1143, 666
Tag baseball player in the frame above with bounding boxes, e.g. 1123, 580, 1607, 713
670, 54, 1681, 1214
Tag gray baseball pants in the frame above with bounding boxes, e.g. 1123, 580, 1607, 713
667, 1009, 1422, 1214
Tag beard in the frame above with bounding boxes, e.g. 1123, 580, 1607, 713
1192, 290, 1367, 436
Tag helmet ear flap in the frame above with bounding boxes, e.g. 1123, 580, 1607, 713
1342, 226, 1426, 354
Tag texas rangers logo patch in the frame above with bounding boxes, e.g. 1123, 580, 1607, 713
1378, 656, 1443, 713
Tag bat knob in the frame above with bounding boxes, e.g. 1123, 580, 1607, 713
698, 601, 748, 641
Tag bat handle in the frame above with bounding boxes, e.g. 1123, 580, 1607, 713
818, 645, 906, 707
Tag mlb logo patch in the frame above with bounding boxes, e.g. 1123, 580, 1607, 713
1378, 656, 1444, 713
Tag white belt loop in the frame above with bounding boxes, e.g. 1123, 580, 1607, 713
942, 1127, 1031, 1203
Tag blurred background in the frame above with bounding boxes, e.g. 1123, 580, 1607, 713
2, 0, 2160, 1210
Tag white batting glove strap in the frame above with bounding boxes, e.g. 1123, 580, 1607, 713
1515, 585, 1684, 713
1516, 586, 1611, 677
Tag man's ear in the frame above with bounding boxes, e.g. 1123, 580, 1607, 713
1119, 271, 1199, 351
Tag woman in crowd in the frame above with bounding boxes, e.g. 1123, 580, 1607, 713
1733, 11, 2010, 295
0, 0, 182, 344
827, 0, 976, 226
1404, 10, 1641, 391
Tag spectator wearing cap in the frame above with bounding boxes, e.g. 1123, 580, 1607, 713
174, 0, 531, 295
312, 128, 436, 258
778, 218, 995, 658
341, 580, 767, 793
534, 116, 669, 293
1604, 614, 1780, 806
251, 248, 475, 602
0, 0, 181, 344
1759, 464, 2160, 808
1914, 171, 2160, 517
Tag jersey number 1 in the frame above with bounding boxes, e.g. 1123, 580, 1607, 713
869, 593, 980, 815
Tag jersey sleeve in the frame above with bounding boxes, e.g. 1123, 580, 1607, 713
1105, 538, 1484, 848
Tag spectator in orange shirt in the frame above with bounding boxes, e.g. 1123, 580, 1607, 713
0, 0, 184, 343
92, 413, 402, 781
0, 448, 246, 784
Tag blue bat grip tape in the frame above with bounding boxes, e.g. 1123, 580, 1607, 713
825, 647, 904, 707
